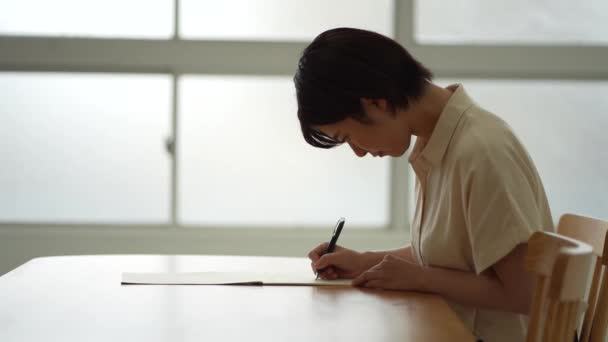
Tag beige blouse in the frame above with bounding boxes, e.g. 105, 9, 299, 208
409, 84, 554, 342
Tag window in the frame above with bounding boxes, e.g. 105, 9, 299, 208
0, 0, 398, 230
178, 76, 390, 227
0, 72, 171, 223
0, 0, 174, 38
181, 0, 394, 41
416, 0, 608, 45
1, 0, 607, 233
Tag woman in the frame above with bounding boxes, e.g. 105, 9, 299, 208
295, 28, 553, 342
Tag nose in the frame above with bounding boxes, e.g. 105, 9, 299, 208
348, 142, 367, 158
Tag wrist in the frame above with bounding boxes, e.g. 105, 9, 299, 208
415, 264, 432, 292
360, 251, 384, 270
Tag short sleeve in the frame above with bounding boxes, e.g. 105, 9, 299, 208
461, 144, 546, 275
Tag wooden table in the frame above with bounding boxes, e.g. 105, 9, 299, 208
0, 255, 475, 342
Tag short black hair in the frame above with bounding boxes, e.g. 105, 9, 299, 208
294, 27, 433, 148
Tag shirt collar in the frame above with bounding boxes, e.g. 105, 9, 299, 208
409, 84, 474, 168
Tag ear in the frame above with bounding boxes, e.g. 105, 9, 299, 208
360, 98, 389, 112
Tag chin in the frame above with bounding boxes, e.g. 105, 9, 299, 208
393, 142, 410, 157
397, 137, 412, 156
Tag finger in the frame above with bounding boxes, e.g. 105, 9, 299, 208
316, 265, 336, 278
317, 268, 336, 280
366, 261, 387, 273
308, 242, 329, 262
362, 279, 385, 290
352, 270, 383, 287
325, 273, 338, 280
383, 254, 409, 264
318, 271, 336, 280
324, 267, 338, 280
383, 254, 396, 262
314, 253, 339, 270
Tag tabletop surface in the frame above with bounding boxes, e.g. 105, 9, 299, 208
0, 255, 475, 342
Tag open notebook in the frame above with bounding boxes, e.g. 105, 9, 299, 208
121, 272, 352, 286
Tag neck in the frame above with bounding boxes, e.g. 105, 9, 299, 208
407, 82, 453, 140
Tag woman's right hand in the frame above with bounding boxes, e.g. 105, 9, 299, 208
307, 243, 378, 280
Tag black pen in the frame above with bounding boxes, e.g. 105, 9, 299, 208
315, 217, 346, 280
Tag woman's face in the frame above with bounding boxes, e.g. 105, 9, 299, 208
314, 99, 413, 158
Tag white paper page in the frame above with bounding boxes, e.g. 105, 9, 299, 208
121, 272, 352, 286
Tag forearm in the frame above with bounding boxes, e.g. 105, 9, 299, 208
418, 265, 530, 314
384, 245, 417, 262
362, 245, 416, 267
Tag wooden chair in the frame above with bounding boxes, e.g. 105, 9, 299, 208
557, 214, 608, 342
526, 231, 594, 342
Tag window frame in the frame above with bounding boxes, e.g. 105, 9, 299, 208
0, 0, 606, 245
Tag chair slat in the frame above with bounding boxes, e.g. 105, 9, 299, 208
556, 213, 608, 342
527, 276, 548, 342
590, 267, 608, 342
527, 231, 594, 342
581, 259, 602, 342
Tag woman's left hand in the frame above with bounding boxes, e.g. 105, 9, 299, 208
352, 254, 425, 291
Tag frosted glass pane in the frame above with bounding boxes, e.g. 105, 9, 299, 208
437, 79, 608, 222
178, 76, 391, 227
416, 0, 608, 45
0, 72, 172, 223
0, 0, 173, 38
181, 0, 394, 41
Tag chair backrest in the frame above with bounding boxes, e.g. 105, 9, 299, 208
526, 231, 594, 342
557, 213, 608, 342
